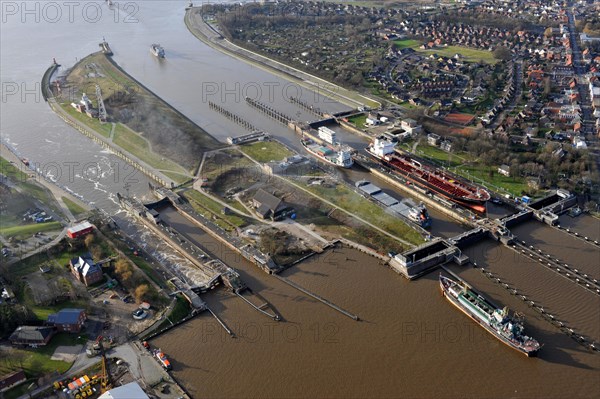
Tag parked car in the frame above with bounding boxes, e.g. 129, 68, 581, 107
132, 309, 147, 320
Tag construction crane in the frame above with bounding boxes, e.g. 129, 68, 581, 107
99, 340, 112, 394
96, 84, 107, 122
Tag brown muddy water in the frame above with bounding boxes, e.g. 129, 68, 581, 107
153, 209, 600, 398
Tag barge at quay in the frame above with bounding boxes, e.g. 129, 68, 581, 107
440, 275, 541, 357
366, 138, 490, 212
300, 125, 353, 168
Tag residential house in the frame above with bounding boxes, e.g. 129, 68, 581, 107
401, 118, 423, 135
9, 326, 55, 347
70, 254, 103, 286
498, 164, 511, 177
427, 133, 441, 146
47, 308, 86, 333
0, 370, 26, 393
252, 189, 294, 221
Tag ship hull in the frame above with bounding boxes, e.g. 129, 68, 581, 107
440, 278, 539, 357
366, 149, 488, 213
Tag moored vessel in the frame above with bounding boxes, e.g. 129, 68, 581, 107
301, 138, 353, 168
439, 274, 541, 356
365, 137, 490, 212
154, 349, 172, 370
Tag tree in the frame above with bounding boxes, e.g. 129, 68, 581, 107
114, 258, 133, 283
135, 284, 150, 303
83, 234, 95, 249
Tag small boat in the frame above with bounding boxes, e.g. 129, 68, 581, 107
154, 350, 172, 370
151, 44, 165, 58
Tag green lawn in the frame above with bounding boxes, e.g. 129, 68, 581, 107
347, 113, 367, 127
0, 156, 29, 181
61, 197, 87, 218
240, 141, 294, 163
454, 165, 528, 197
183, 189, 251, 231
393, 39, 421, 49
0, 333, 86, 378
414, 144, 465, 168
0, 221, 62, 239
112, 124, 190, 182
298, 180, 424, 246
61, 104, 112, 138
393, 39, 497, 64
420, 45, 498, 64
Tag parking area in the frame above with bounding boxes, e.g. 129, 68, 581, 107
93, 291, 158, 342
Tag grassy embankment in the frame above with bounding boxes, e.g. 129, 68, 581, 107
300, 181, 424, 246
183, 189, 252, 232
61, 197, 88, 218
0, 157, 65, 218
0, 222, 62, 239
399, 140, 529, 196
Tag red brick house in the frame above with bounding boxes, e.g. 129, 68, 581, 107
47, 308, 86, 333
70, 254, 103, 286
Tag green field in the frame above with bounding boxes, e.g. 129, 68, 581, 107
61, 104, 112, 138
393, 39, 421, 49
61, 197, 87, 218
347, 113, 367, 127
112, 124, 191, 182
0, 221, 62, 239
454, 165, 528, 197
393, 39, 497, 64
414, 144, 466, 168
183, 189, 251, 231
240, 141, 294, 163
0, 333, 86, 378
0, 156, 29, 181
404, 143, 528, 196
298, 180, 424, 247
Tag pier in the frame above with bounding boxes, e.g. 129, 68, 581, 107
245, 97, 291, 125
207, 307, 235, 337
508, 240, 600, 295
226, 131, 270, 145
169, 277, 207, 310
99, 39, 113, 55
273, 275, 359, 321
288, 96, 326, 118
235, 291, 280, 321
209, 101, 258, 132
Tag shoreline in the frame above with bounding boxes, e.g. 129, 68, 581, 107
183, 9, 381, 110
41, 50, 222, 189
41, 59, 175, 188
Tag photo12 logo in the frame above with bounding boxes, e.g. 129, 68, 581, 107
1, 1, 139, 24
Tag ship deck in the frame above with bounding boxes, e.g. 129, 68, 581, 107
387, 155, 487, 202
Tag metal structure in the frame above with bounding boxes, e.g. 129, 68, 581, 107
96, 84, 107, 122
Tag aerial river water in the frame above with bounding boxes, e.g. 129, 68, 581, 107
1, 1, 599, 398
